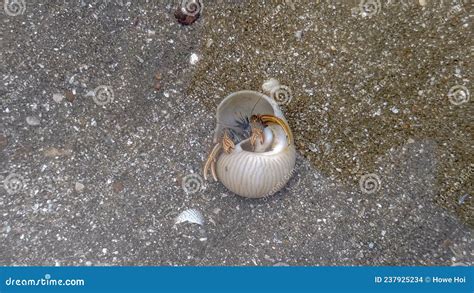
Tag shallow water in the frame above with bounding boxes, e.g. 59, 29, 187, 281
190, 0, 472, 226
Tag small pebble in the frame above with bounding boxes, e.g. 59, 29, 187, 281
26, 116, 41, 126
52, 93, 64, 103
458, 194, 469, 205
112, 181, 124, 193
75, 182, 85, 192
295, 30, 303, 40
43, 147, 72, 157
190, 53, 199, 65
65, 90, 75, 103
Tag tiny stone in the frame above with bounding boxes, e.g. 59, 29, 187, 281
369, 242, 374, 249
295, 30, 303, 40
43, 147, 61, 157
190, 53, 199, 65
458, 194, 469, 205
112, 181, 124, 193
52, 93, 64, 103
309, 143, 319, 153
65, 90, 75, 103
75, 182, 85, 192
26, 116, 41, 126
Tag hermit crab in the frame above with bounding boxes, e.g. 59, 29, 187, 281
203, 80, 296, 198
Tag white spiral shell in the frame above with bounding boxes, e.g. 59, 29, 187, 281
213, 89, 296, 198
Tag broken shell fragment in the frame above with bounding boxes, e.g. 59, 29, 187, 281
175, 209, 204, 226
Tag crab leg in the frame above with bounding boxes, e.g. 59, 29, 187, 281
210, 157, 218, 182
203, 142, 222, 181
222, 130, 235, 154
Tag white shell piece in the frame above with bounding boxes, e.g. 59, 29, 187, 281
175, 209, 204, 226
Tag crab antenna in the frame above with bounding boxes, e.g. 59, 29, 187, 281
249, 94, 263, 117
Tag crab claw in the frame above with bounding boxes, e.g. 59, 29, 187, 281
250, 125, 265, 150
222, 130, 235, 154
258, 114, 293, 145
203, 131, 236, 182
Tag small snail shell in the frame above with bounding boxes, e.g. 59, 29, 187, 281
213, 90, 296, 198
